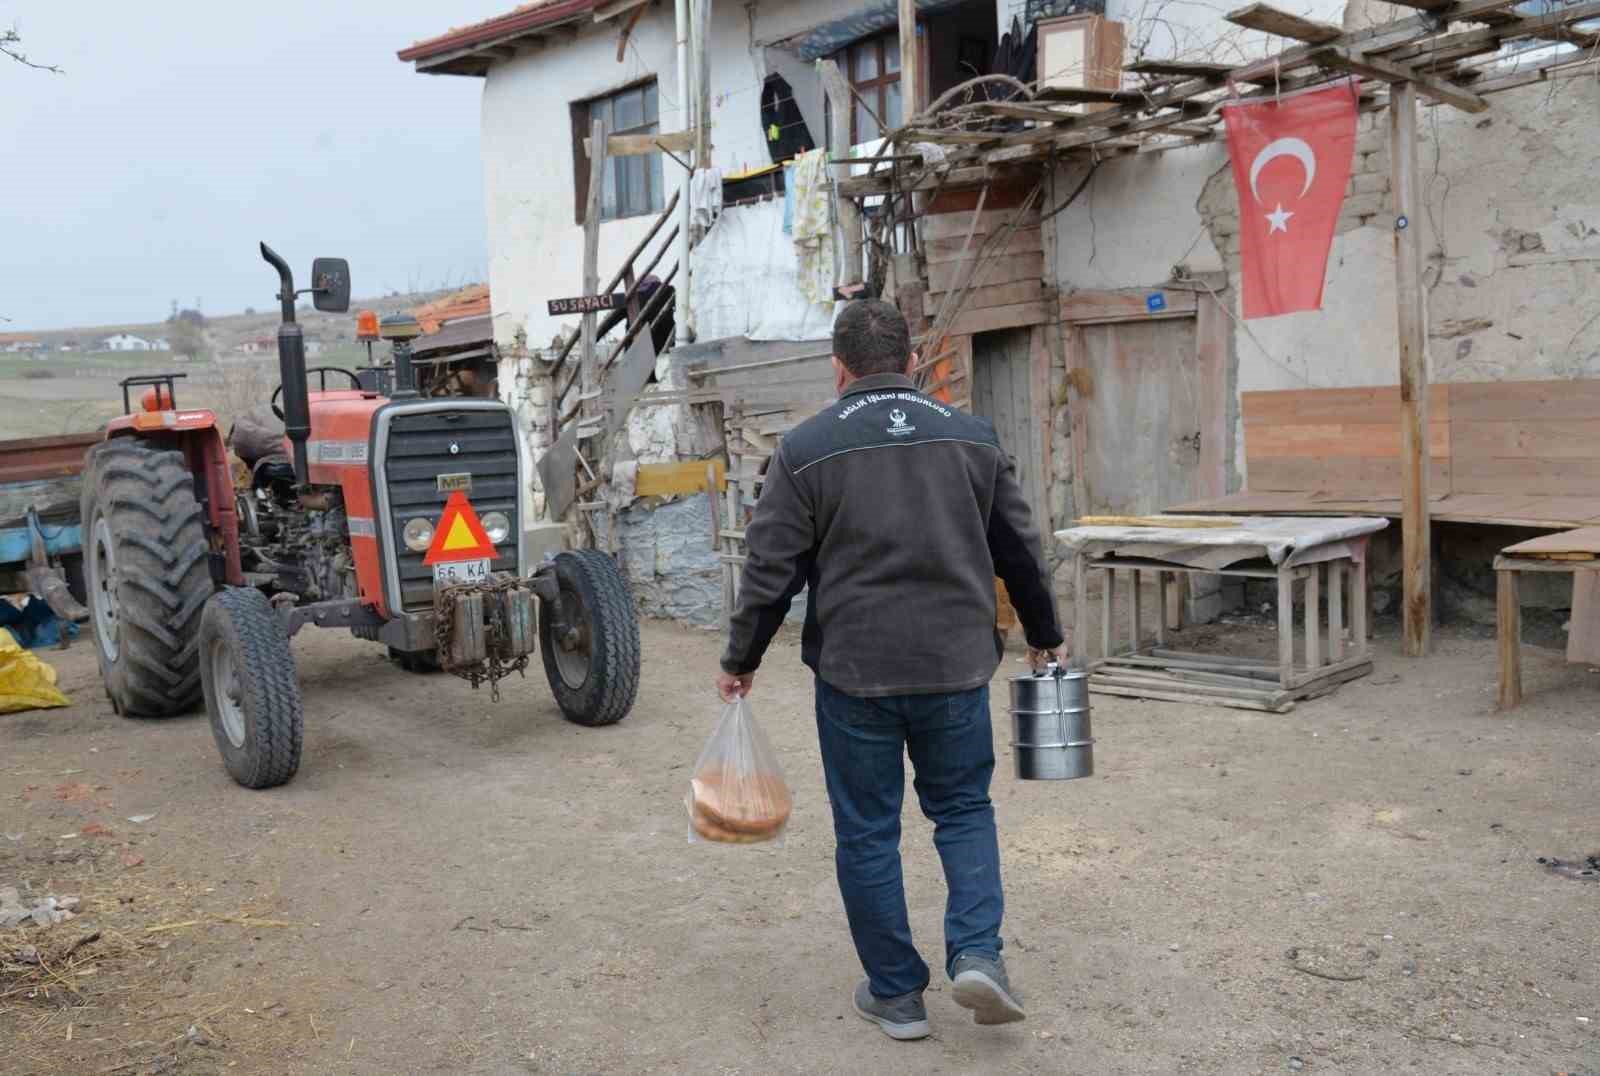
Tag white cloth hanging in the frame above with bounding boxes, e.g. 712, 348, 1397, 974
689, 167, 723, 229
789, 148, 835, 304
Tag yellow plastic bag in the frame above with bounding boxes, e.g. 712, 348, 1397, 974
0, 630, 70, 714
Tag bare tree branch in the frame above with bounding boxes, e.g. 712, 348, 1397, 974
2, 27, 63, 74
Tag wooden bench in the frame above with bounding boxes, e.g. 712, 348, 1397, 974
1174, 380, 1600, 528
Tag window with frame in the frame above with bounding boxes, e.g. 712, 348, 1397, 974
572, 80, 664, 223
839, 33, 902, 143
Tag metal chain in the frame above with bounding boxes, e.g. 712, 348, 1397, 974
432, 573, 530, 702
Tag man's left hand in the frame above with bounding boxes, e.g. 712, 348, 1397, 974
716, 671, 755, 702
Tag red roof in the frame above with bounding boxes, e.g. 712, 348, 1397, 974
412, 284, 492, 335
398, 0, 598, 68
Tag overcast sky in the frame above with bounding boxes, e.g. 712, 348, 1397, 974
2, 1, 513, 331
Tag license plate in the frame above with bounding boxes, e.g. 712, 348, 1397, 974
433, 558, 489, 586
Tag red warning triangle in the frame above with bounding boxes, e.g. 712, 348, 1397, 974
423, 490, 498, 565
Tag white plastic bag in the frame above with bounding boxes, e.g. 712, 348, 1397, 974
685, 697, 792, 844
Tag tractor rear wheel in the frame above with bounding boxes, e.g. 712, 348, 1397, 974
538, 550, 640, 727
80, 440, 214, 717
199, 587, 304, 789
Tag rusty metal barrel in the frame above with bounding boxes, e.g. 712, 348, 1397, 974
1008, 665, 1094, 781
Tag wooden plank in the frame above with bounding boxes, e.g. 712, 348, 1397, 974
947, 300, 1051, 336
1126, 59, 1234, 77
1315, 47, 1489, 114
1305, 565, 1322, 671
920, 209, 1039, 242
1352, 542, 1369, 655
898, 0, 920, 119
1226, 3, 1342, 43
1030, 325, 1053, 543
926, 250, 1043, 293
584, 129, 697, 157
1246, 456, 1450, 496
1195, 290, 1230, 500
1242, 385, 1449, 426
1107, 653, 1280, 677
1451, 419, 1600, 462
1496, 567, 1522, 710
1092, 671, 1290, 704
1033, 86, 1147, 104
1088, 680, 1293, 712
1062, 324, 1091, 529
1060, 288, 1198, 323
924, 228, 1043, 263
1446, 379, 1600, 421
1278, 567, 1296, 686
1246, 420, 1450, 459
1328, 561, 1344, 662
634, 459, 726, 497
818, 59, 863, 287
1073, 554, 1089, 670
1076, 515, 1240, 528
1452, 458, 1600, 498
927, 280, 1051, 311
1567, 570, 1600, 664
1102, 567, 1117, 660
1502, 526, 1600, 557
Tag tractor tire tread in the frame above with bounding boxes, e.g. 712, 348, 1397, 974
540, 550, 640, 727
81, 440, 214, 717
200, 587, 303, 789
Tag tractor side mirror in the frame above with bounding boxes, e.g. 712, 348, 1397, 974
310, 258, 351, 313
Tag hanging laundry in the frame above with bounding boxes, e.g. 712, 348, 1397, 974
789, 148, 834, 304
689, 167, 723, 229
760, 73, 814, 165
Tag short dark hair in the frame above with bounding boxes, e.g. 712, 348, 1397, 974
832, 299, 911, 378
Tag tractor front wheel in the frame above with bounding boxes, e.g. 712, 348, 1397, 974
199, 588, 304, 789
538, 551, 640, 727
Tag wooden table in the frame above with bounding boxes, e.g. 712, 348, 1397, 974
1058, 518, 1384, 712
1494, 552, 1600, 711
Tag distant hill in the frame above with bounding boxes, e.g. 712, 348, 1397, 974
1, 287, 471, 355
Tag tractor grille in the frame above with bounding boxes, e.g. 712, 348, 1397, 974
381, 407, 520, 612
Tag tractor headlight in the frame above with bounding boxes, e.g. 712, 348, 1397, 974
481, 511, 512, 546
403, 517, 435, 552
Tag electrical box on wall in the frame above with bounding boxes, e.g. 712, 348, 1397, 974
1036, 14, 1125, 104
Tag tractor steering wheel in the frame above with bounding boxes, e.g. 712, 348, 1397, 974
271, 367, 364, 420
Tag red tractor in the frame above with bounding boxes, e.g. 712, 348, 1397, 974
80, 245, 640, 789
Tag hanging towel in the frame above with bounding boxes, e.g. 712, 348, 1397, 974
789, 149, 834, 304
690, 167, 723, 229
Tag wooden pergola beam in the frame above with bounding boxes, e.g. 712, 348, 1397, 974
1226, 2, 1343, 44
1316, 47, 1491, 112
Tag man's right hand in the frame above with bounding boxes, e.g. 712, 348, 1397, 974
1026, 644, 1070, 673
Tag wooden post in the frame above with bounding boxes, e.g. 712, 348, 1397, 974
1128, 569, 1142, 653
1391, 81, 1431, 657
582, 118, 606, 415
1305, 564, 1322, 671
1101, 567, 1116, 661
817, 59, 863, 287
694, 0, 712, 168
1352, 541, 1369, 658
1496, 567, 1522, 711
897, 0, 920, 120
1153, 571, 1168, 647
1327, 561, 1344, 663
1277, 567, 1295, 688
1072, 553, 1088, 670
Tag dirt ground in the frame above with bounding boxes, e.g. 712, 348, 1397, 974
2, 618, 1597, 1075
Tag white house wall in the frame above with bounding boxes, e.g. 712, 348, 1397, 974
481, 0, 870, 354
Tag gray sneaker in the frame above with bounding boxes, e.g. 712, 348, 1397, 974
852, 980, 931, 1040
951, 952, 1026, 1025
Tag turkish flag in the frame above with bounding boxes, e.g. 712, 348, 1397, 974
1221, 79, 1358, 319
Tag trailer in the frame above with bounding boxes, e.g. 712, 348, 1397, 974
0, 432, 97, 628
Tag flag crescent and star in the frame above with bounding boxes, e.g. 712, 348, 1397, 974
1221, 79, 1359, 319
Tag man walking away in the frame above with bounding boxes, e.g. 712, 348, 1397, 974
716, 300, 1067, 1040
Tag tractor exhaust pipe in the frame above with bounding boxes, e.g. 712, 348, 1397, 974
260, 242, 312, 483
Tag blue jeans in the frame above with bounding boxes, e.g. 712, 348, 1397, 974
814, 677, 1005, 999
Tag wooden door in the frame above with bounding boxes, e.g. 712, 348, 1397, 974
972, 327, 1047, 543
1078, 317, 1203, 516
